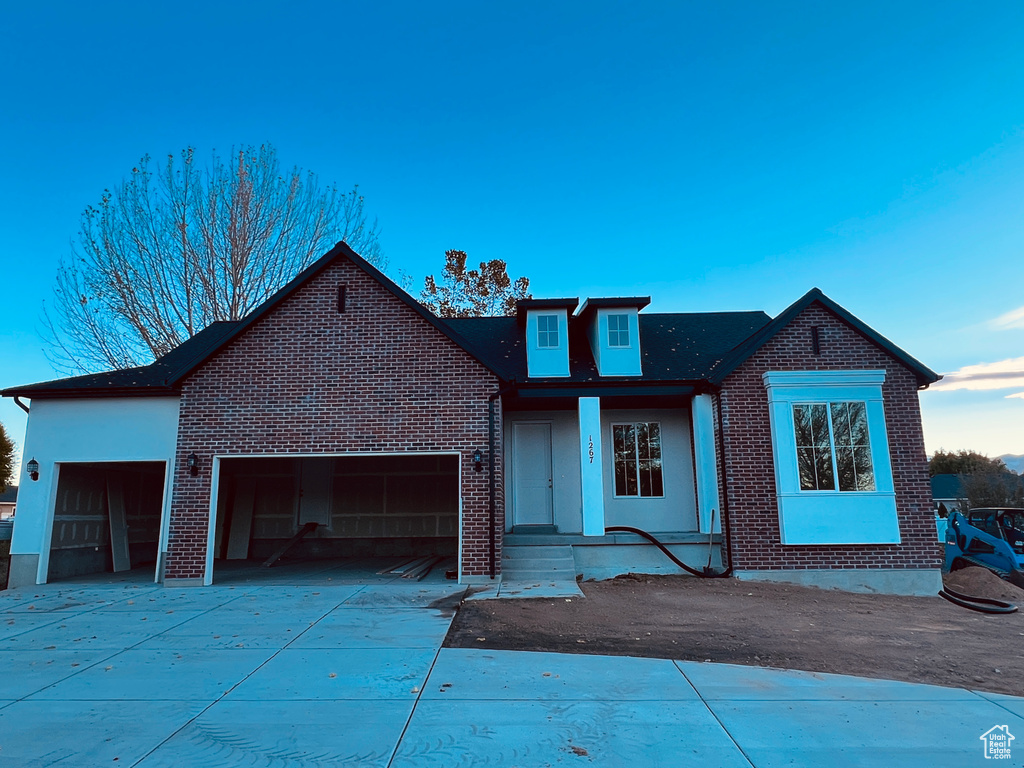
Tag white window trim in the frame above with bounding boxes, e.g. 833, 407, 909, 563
537, 314, 559, 348
763, 370, 900, 545
610, 420, 665, 499
607, 313, 632, 349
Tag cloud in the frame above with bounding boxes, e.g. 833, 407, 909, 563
929, 357, 1024, 398
990, 306, 1024, 330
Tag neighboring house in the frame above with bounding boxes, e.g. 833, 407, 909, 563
0, 485, 15, 520
930, 474, 963, 515
2, 243, 943, 594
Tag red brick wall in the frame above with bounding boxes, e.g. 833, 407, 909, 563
718, 303, 939, 571
165, 256, 503, 581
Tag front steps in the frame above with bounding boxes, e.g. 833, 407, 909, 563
501, 544, 578, 583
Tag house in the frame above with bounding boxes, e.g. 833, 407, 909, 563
930, 474, 963, 515
0, 485, 15, 520
2, 243, 943, 594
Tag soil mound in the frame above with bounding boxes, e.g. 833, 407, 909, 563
943, 566, 1024, 602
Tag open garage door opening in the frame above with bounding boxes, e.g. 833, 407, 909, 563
212, 454, 460, 583
47, 461, 167, 583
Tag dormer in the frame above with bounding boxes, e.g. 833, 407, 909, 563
517, 298, 579, 378
577, 297, 650, 377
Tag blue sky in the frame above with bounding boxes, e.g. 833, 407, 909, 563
3, 1, 1024, 466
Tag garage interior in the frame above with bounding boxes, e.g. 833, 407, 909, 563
213, 454, 459, 579
47, 461, 166, 582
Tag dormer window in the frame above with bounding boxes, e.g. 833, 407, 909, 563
576, 297, 649, 377
537, 315, 559, 348
517, 298, 578, 378
607, 314, 630, 347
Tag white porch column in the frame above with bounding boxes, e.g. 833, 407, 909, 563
693, 394, 721, 533
578, 396, 605, 536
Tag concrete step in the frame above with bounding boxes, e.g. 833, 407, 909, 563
500, 569, 579, 582
502, 559, 576, 574
503, 545, 575, 560
502, 544, 577, 582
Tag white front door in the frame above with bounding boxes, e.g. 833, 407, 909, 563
513, 422, 553, 526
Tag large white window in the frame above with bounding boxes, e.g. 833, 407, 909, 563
612, 422, 663, 497
763, 370, 899, 545
537, 314, 559, 348
793, 401, 875, 492
607, 314, 630, 347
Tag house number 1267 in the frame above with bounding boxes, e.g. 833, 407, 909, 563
588, 435, 594, 464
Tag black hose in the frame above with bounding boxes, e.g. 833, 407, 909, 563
938, 586, 1018, 614
605, 525, 732, 578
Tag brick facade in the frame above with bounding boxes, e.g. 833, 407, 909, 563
164, 255, 503, 581
718, 302, 940, 572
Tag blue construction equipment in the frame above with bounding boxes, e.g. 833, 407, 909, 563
944, 508, 1024, 589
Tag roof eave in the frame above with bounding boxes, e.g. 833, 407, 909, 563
1, 385, 178, 400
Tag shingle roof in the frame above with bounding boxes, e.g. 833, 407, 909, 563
1, 251, 937, 401
442, 311, 772, 384
2, 321, 242, 398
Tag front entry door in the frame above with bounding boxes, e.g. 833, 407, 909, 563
513, 422, 553, 526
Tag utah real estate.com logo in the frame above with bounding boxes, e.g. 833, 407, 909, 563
980, 725, 1014, 760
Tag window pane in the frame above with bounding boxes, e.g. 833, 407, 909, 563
830, 402, 852, 446
608, 314, 629, 347
793, 404, 834, 490
835, 446, 856, 491
613, 424, 638, 496
647, 422, 662, 460
650, 461, 664, 496
793, 405, 813, 448
797, 447, 818, 490
854, 446, 875, 491
639, 460, 653, 497
810, 404, 831, 451
613, 425, 628, 496
832, 401, 872, 492
635, 422, 664, 497
848, 402, 869, 444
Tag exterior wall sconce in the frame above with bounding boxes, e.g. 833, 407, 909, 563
187, 453, 199, 477
473, 450, 483, 473
26, 458, 39, 482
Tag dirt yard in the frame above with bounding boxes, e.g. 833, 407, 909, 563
446, 567, 1024, 697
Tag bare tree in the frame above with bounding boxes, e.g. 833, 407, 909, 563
44, 145, 384, 373
421, 249, 531, 318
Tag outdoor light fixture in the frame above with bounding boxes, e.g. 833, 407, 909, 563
473, 450, 483, 473
26, 458, 39, 482
187, 453, 199, 477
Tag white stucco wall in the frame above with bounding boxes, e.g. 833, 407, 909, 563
524, 309, 571, 377
601, 408, 698, 532
10, 397, 181, 583
505, 405, 698, 535
504, 410, 583, 533
586, 308, 643, 376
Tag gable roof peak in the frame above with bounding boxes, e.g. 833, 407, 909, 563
708, 287, 940, 388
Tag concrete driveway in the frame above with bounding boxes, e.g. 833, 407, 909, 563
1, 571, 1023, 767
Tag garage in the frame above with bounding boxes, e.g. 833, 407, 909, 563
211, 454, 460, 582
47, 461, 168, 582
